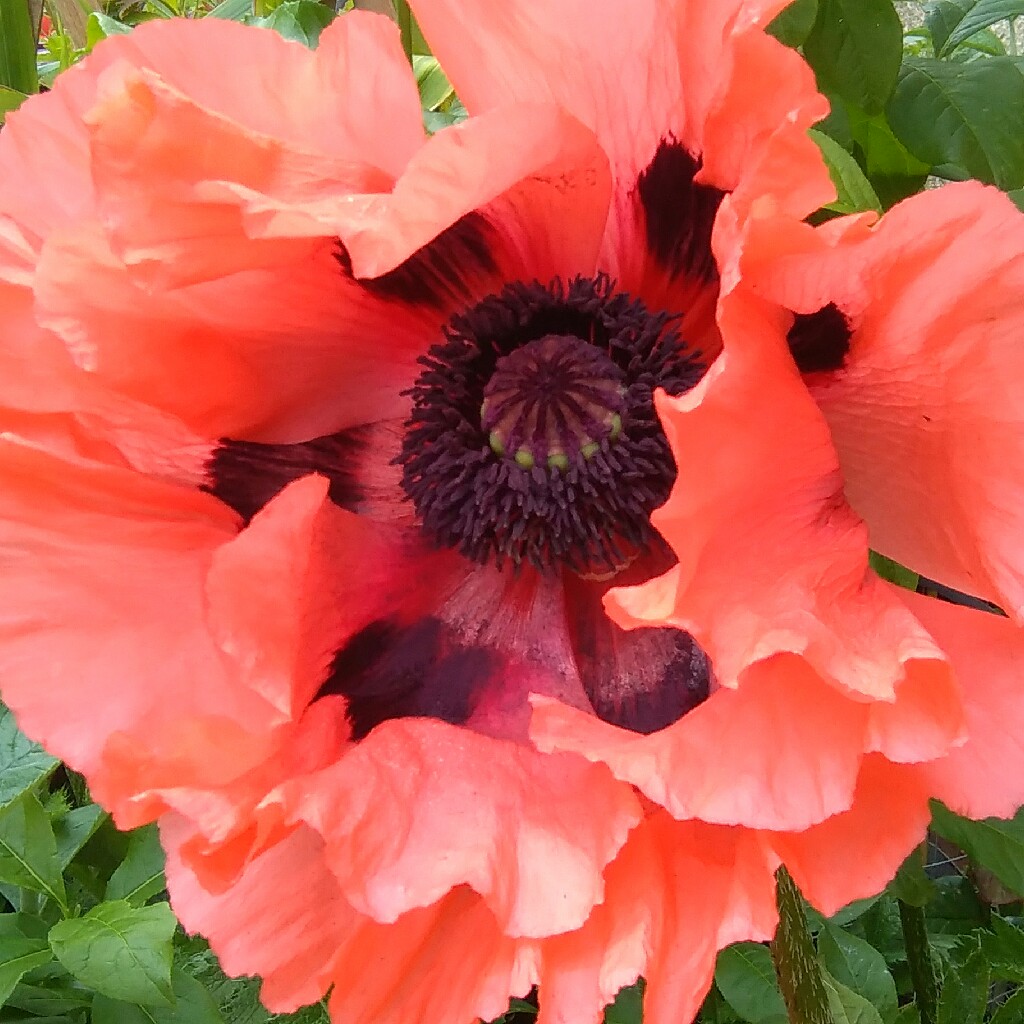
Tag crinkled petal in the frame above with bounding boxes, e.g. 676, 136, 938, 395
606, 288, 949, 704
739, 183, 1024, 619
268, 718, 642, 937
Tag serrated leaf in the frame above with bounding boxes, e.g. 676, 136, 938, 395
888, 57, 1024, 190
92, 968, 226, 1024
715, 943, 788, 1023
803, 0, 903, 113
927, 0, 1024, 56
991, 987, 1024, 1024
810, 129, 882, 213
603, 980, 643, 1024
0, 937, 53, 1008
822, 970, 885, 1024
980, 917, 1024, 983
246, 0, 333, 46
106, 826, 166, 906
49, 900, 176, 1007
817, 923, 898, 1024
54, 804, 106, 870
936, 948, 988, 1024
931, 801, 1024, 898
0, 706, 58, 808
0, 792, 66, 911
767, 0, 819, 47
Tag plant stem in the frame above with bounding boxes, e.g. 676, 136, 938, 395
771, 867, 835, 1024
899, 898, 938, 1024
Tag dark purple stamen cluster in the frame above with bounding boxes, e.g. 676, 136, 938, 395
398, 274, 705, 575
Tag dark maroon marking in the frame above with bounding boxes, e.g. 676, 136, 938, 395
636, 139, 725, 284
567, 579, 710, 734
317, 617, 498, 740
334, 212, 499, 309
205, 426, 368, 523
787, 303, 852, 374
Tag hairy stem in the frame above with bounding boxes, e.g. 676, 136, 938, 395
771, 867, 834, 1024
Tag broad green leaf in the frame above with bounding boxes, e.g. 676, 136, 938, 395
106, 825, 166, 906
888, 57, 1024, 190
603, 980, 643, 1024
247, 0, 334, 46
950, 25, 1007, 58
887, 850, 936, 908
4, 981, 94, 1015
0, 706, 58, 808
0, 792, 66, 911
817, 922, 898, 1024
0, 937, 53, 1008
927, 0, 1024, 56
803, 0, 903, 113
412, 55, 454, 112
822, 971, 885, 1024
767, 0, 819, 47
715, 943, 788, 1023
49, 900, 176, 1007
92, 969, 226, 1024
0, 0, 37, 94
828, 895, 883, 929
85, 12, 132, 49
1007, 187, 1024, 211
810, 129, 882, 213
895, 1007, 921, 1024
0, 84, 27, 123
980, 917, 1024, 984
930, 801, 1024, 897
0, 913, 48, 940
924, 876, 987, 947
54, 804, 106, 870
991, 988, 1024, 1024
935, 948, 989, 1024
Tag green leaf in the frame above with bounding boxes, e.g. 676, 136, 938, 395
895, 1007, 922, 1024
888, 57, 1024, 190
0, 83, 27, 123
246, 0, 334, 46
991, 988, 1024, 1024
207, 0, 252, 20
868, 552, 920, 590
817, 922, 898, 1024
821, 970, 885, 1024
927, 0, 1024, 56
887, 850, 936, 908
935, 948, 989, 1024
0, 792, 66, 911
980, 917, 1024, 984
931, 801, 1024, 898
4, 981, 94, 1016
54, 804, 106, 870
92, 968, 226, 1023
106, 826, 166, 906
803, 0, 903, 113
412, 54, 454, 112
715, 943, 788, 1023
603, 980, 643, 1024
0, 0, 38, 94
767, 0, 819, 47
49, 900, 176, 1007
0, 937, 53, 1008
809, 129, 883, 213
0, 706, 58, 808
1008, 187, 1024, 211
85, 12, 133, 50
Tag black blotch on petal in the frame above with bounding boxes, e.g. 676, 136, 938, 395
205, 426, 368, 523
334, 211, 499, 309
636, 139, 726, 284
787, 303, 852, 374
317, 617, 497, 740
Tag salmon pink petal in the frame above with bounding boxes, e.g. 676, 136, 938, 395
532, 653, 867, 830
0, 439, 298, 824
166, 816, 541, 1024
899, 590, 1024, 820
606, 289, 948, 704
269, 718, 642, 936
742, 183, 1024, 618
769, 756, 932, 916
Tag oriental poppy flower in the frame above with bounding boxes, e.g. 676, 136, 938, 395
1, 1, 1024, 1023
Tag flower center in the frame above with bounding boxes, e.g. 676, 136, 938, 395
399, 275, 706, 576
480, 334, 625, 471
